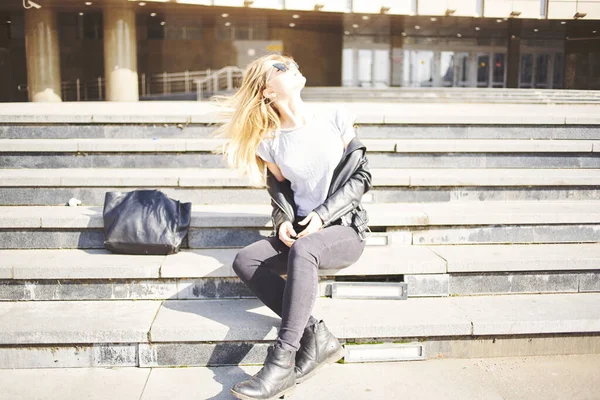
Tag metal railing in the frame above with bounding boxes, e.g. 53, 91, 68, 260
195, 66, 244, 101
18, 68, 226, 101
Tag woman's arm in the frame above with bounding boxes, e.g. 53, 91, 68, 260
266, 161, 285, 183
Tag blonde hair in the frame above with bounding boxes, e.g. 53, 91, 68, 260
211, 54, 296, 186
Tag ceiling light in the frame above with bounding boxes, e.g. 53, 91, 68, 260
85, 1, 92, 5
593, 30, 597, 34
7, 20, 11, 24
150, 12, 156, 16
496, 19, 503, 23
511, 34, 516, 39
561, 21, 566, 24
457, 33, 462, 37
352, 24, 359, 28
289, 22, 295, 27
430, 17, 437, 21
225, 22, 231, 26
292, 14, 300, 19
139, 1, 146, 5
415, 25, 421, 29
221, 13, 229, 17
344, 30, 350, 35
79, 12, 84, 15
475, 26, 480, 30
362, 15, 369, 20
160, 21, 165, 26
534, 28, 539, 32
401, 32, 407, 36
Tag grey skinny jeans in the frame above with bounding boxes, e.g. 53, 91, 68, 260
232, 220, 366, 352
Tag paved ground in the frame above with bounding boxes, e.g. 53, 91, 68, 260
1, 354, 598, 400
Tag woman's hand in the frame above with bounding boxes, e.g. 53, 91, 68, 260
296, 212, 324, 239
278, 221, 297, 248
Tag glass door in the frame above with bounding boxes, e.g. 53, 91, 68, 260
492, 53, 506, 88
534, 54, 551, 88
519, 53, 534, 88
476, 53, 490, 87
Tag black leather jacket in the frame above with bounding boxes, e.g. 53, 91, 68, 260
266, 137, 372, 241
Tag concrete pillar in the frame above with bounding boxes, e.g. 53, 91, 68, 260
103, 8, 139, 101
24, 8, 62, 102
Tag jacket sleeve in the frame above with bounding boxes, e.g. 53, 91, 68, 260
312, 150, 372, 226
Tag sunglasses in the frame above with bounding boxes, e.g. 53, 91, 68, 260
266, 61, 300, 82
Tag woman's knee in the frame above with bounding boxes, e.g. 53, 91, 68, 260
232, 249, 253, 279
289, 236, 319, 264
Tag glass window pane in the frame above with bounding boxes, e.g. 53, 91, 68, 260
493, 53, 505, 86
373, 49, 390, 87
554, 53, 564, 88
535, 54, 549, 87
440, 52, 454, 87
342, 48, 354, 86
477, 54, 489, 87
415, 51, 434, 87
520, 54, 533, 87
358, 49, 372, 86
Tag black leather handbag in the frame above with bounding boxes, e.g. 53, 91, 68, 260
102, 189, 192, 255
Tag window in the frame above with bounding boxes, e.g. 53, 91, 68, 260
216, 17, 267, 41
553, 53, 564, 88
477, 54, 489, 87
79, 13, 103, 40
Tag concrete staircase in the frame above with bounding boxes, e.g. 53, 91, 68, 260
299, 87, 600, 104
0, 101, 599, 369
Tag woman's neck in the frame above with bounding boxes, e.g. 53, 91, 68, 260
275, 94, 310, 130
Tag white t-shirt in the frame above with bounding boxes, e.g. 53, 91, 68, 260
256, 106, 357, 217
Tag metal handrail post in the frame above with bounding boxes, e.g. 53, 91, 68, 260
76, 78, 81, 102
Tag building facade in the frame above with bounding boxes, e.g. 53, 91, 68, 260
0, 0, 598, 102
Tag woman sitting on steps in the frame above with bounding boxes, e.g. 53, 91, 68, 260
212, 53, 372, 400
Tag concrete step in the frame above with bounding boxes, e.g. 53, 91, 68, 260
2, 355, 599, 400
3, 124, 599, 141
0, 201, 598, 229
0, 101, 598, 125
2, 168, 599, 189
6, 152, 600, 169
1, 138, 596, 153
1, 201, 600, 249
0, 244, 597, 300
3, 186, 600, 206
0, 293, 599, 368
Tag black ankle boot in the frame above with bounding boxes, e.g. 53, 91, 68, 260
230, 345, 297, 400
295, 320, 344, 384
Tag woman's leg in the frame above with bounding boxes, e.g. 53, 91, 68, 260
276, 225, 366, 351
232, 235, 319, 327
